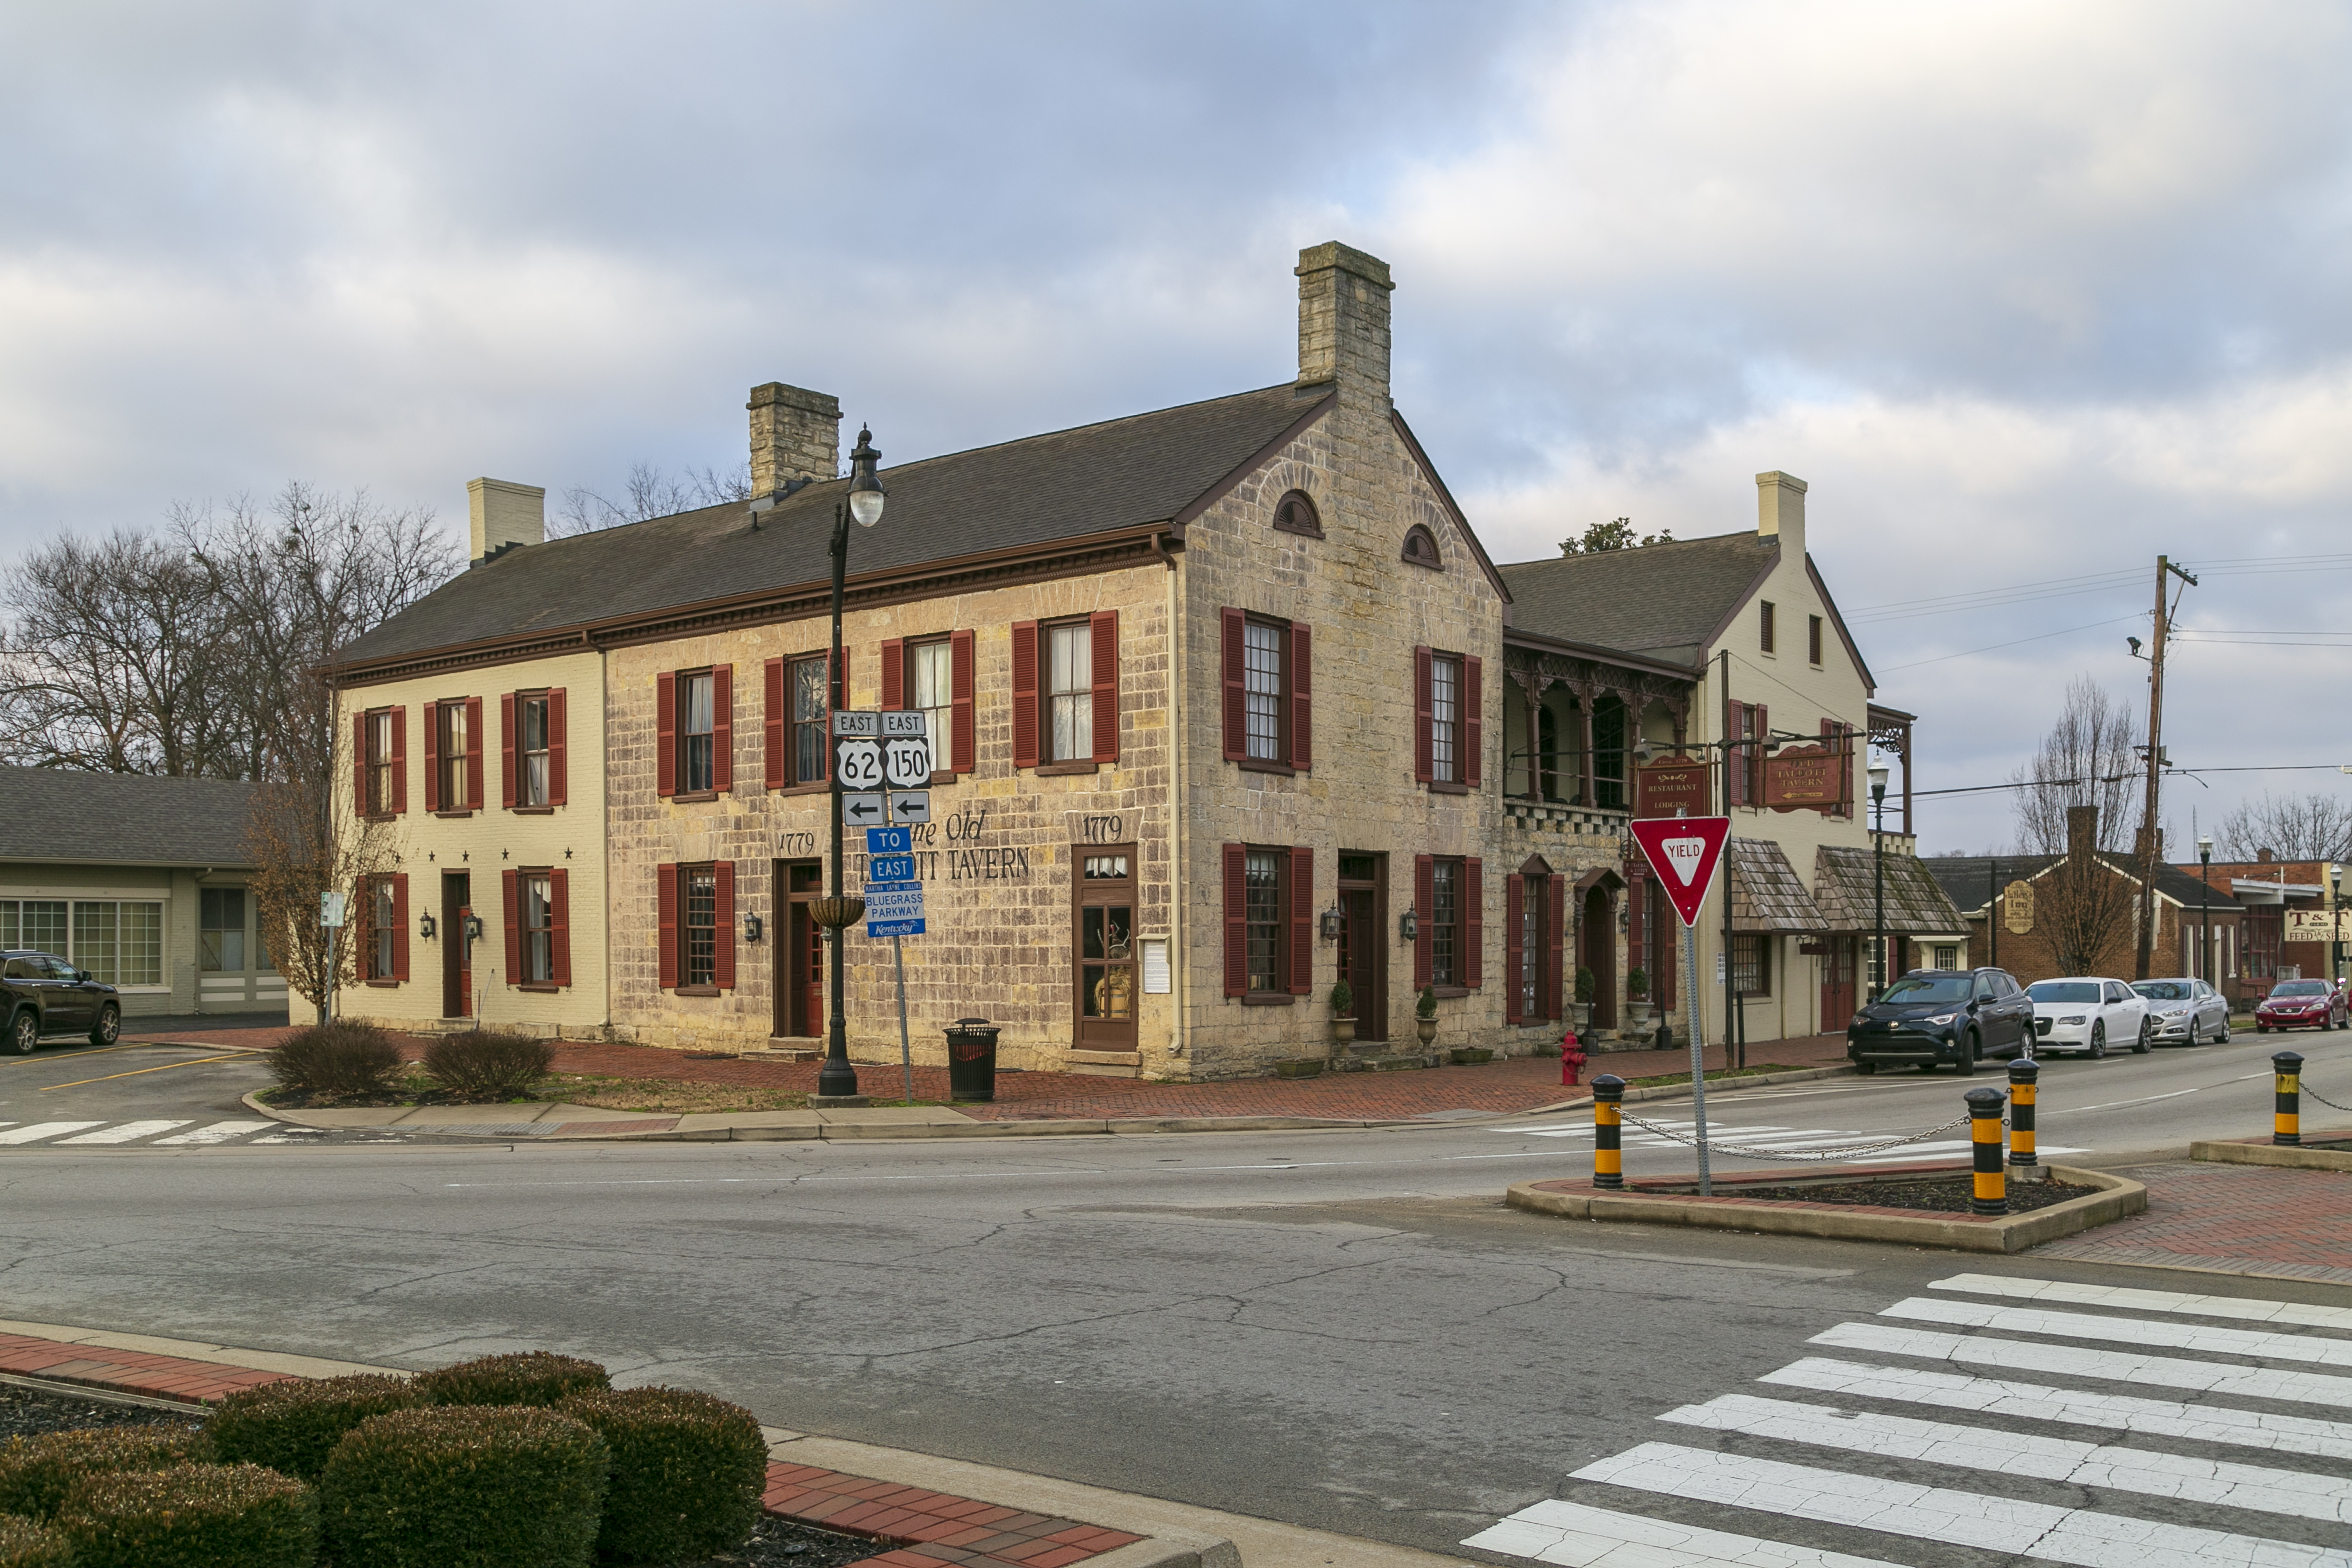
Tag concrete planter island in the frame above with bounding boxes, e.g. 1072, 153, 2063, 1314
2191, 1132, 2352, 1173
1506, 1162, 2145, 1253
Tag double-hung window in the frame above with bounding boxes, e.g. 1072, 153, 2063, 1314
438, 702, 468, 809
523, 873, 555, 983
1244, 621, 1283, 761
656, 860, 734, 992
1219, 610, 1310, 771
1013, 614, 1119, 770
367, 710, 398, 816
1430, 657, 1460, 782
1430, 859, 1461, 985
1412, 853, 1483, 993
1412, 647, 1479, 790
369, 877, 398, 981
791, 656, 827, 785
201, 888, 246, 973
910, 638, 954, 777
1047, 621, 1093, 763
683, 867, 717, 987
680, 672, 715, 794
1245, 850, 1284, 993
519, 695, 551, 805
1221, 842, 1312, 998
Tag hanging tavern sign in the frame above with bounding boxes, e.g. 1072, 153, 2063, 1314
1762, 742, 1849, 814
2002, 880, 2036, 935
1636, 758, 1711, 817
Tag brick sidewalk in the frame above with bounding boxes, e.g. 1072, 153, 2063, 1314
2033, 1159, 2352, 1285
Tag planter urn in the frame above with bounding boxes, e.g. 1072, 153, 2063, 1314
1331, 1016, 1357, 1046
1415, 1016, 1438, 1046
1627, 1001, 1655, 1029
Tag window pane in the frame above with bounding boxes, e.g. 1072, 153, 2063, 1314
681, 673, 714, 792
74, 903, 118, 985
1244, 621, 1282, 761
1520, 878, 1541, 1020
912, 641, 954, 774
21, 900, 65, 957
0, 901, 15, 950
1083, 856, 1128, 879
441, 703, 469, 806
1431, 861, 1459, 986
791, 658, 827, 783
526, 875, 553, 983
201, 888, 246, 973
522, 696, 550, 805
1245, 850, 1282, 993
120, 903, 162, 985
1430, 658, 1458, 782
372, 880, 396, 979
1048, 624, 1092, 762
685, 869, 716, 986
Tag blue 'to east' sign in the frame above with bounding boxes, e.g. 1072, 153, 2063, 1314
868, 855, 918, 883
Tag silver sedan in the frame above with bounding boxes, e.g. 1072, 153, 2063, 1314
2130, 977, 2230, 1045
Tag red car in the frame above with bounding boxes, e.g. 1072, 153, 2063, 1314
2254, 978, 2348, 1033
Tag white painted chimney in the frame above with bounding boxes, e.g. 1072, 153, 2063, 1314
1755, 470, 1806, 559
468, 478, 545, 565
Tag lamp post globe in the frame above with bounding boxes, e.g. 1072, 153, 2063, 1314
847, 426, 887, 528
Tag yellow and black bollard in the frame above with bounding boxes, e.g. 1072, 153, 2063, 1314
2274, 1050, 2303, 1146
2007, 1058, 2038, 1169
1593, 1073, 1625, 1190
1966, 1087, 2007, 1216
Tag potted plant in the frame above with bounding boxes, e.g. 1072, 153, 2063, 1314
1329, 980, 1355, 1049
1569, 966, 1596, 1032
1626, 967, 1654, 1030
1414, 985, 1439, 1047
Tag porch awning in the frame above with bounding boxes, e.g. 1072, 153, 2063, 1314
1812, 844, 1970, 936
1729, 837, 1829, 934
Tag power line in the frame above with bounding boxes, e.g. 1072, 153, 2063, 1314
1877, 616, 2141, 672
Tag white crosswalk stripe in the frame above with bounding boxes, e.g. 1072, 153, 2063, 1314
0, 1119, 284, 1148
150, 1120, 278, 1146
56, 1120, 191, 1144
0, 1122, 104, 1144
1468, 1273, 2352, 1567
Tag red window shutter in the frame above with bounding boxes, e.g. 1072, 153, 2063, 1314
880, 638, 904, 712
1725, 703, 1745, 807
1465, 858, 1484, 988
390, 708, 406, 813
464, 697, 484, 809
1547, 876, 1567, 1020
388, 875, 409, 982
1222, 843, 1248, 997
1414, 854, 1434, 989
352, 713, 367, 817
1091, 610, 1119, 764
1220, 609, 1246, 762
1752, 702, 1768, 806
550, 868, 571, 986
714, 862, 736, 989
548, 688, 567, 806
423, 700, 441, 813
1288, 846, 1313, 995
500, 693, 516, 810
502, 868, 521, 983
1291, 622, 1312, 770
1464, 656, 1483, 789
950, 629, 976, 773
1010, 621, 1040, 769
1505, 874, 1526, 1024
1413, 648, 1433, 783
657, 862, 678, 989
712, 665, 733, 793
656, 673, 676, 797
763, 658, 785, 789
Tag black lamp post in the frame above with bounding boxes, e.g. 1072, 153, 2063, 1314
2198, 833, 2213, 986
815, 428, 887, 1101
1868, 762, 1890, 1000
2331, 863, 2343, 989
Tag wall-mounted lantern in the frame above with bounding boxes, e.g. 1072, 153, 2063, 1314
1319, 907, 1343, 941
1400, 907, 1418, 943
744, 911, 765, 943
462, 914, 484, 945
419, 911, 437, 940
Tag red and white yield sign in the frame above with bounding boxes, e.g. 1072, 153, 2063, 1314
1629, 817, 1731, 928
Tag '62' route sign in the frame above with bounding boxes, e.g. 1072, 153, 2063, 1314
834, 738, 884, 790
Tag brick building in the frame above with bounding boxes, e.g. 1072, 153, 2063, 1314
2190, 853, 2341, 1000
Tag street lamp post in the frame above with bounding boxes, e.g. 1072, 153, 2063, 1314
1869, 763, 1890, 1001
2331, 863, 2343, 989
817, 427, 887, 1102
2198, 834, 2213, 987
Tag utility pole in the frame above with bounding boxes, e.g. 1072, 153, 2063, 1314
2134, 554, 2198, 979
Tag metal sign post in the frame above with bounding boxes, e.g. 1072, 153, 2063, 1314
892, 935, 913, 1104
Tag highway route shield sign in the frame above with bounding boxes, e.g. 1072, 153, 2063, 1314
841, 791, 887, 827
834, 738, 884, 790
882, 736, 931, 788
1629, 816, 1732, 927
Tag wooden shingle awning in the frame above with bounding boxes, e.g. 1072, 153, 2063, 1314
1813, 844, 1970, 937
1728, 838, 1828, 934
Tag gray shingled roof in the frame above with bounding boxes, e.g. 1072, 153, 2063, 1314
0, 767, 257, 868
341, 382, 1327, 667
1499, 531, 1777, 668
1926, 853, 2242, 914
1729, 838, 1827, 933
1815, 846, 1970, 934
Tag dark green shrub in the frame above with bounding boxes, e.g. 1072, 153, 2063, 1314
207, 1373, 425, 1481
0, 1427, 210, 1521
556, 1387, 765, 1565
0, 1516, 72, 1567
268, 1021, 405, 1097
420, 1030, 554, 1099
58, 1462, 314, 1568
415, 1351, 609, 1408
319, 1405, 606, 1568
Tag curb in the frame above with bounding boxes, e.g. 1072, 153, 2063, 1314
2191, 1134, 2352, 1172
1504, 1163, 2146, 1253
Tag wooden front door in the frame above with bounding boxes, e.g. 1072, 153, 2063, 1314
1820, 936, 1856, 1030
1582, 884, 1617, 1031
777, 860, 825, 1039
1075, 846, 1137, 1048
1338, 853, 1386, 1042
441, 872, 471, 1018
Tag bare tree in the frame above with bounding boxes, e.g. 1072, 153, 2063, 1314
2012, 675, 2141, 856
2214, 791, 2352, 863
552, 460, 752, 537
244, 763, 400, 1025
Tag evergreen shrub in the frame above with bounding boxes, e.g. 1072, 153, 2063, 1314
267, 1022, 405, 1097
206, 1373, 425, 1481
57, 1462, 314, 1568
0, 1516, 72, 1568
420, 1031, 554, 1099
415, 1351, 609, 1408
0, 1427, 210, 1521
319, 1405, 606, 1568
555, 1387, 765, 1565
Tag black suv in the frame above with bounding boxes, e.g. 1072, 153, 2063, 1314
2, 951, 121, 1054
1846, 966, 2031, 1075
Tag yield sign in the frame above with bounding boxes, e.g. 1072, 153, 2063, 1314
1629, 816, 1731, 928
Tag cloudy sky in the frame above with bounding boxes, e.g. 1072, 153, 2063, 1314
6, 0, 2350, 853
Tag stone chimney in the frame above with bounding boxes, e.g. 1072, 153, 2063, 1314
2066, 805, 2098, 868
748, 382, 842, 500
1296, 241, 1393, 413
1757, 471, 1807, 559
467, 479, 544, 565
2258, 847, 2276, 864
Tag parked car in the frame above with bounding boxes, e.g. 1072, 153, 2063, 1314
2131, 977, 2231, 1045
2254, 978, 2349, 1033
1845, 967, 2033, 1074
2026, 977, 2149, 1057
1, 951, 122, 1054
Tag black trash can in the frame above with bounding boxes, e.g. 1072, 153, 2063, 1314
944, 1017, 1001, 1103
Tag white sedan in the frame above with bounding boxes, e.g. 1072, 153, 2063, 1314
2025, 977, 2150, 1057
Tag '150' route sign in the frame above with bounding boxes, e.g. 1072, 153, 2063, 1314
1629, 817, 1731, 928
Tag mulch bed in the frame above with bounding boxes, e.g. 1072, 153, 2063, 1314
1714, 1174, 2100, 1213
0, 1383, 885, 1565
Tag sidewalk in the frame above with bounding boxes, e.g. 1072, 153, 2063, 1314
2031, 1159, 2352, 1286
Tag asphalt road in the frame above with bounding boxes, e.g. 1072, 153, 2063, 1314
0, 1032, 2347, 1561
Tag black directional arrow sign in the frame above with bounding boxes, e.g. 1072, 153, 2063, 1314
842, 791, 885, 825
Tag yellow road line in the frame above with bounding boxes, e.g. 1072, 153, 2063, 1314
1, 1043, 144, 1068
40, 1054, 247, 1091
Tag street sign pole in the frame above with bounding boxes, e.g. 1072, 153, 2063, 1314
1685, 920, 1708, 1195
1630, 813, 1733, 1197
893, 934, 913, 1106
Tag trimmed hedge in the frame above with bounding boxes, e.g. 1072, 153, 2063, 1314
0, 1516, 72, 1568
556, 1387, 766, 1564
414, 1351, 609, 1409
268, 1021, 406, 1097
319, 1405, 606, 1568
57, 1462, 315, 1568
0, 1427, 210, 1521
420, 1031, 553, 1099
207, 1373, 425, 1481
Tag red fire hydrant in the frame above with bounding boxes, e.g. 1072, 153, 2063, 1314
1560, 1030, 1588, 1087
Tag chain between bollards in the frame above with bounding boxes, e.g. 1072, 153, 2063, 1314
1966, 1087, 2008, 1216
2006, 1057, 2038, 1168
1591, 1074, 1625, 1190
2274, 1050, 2303, 1146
